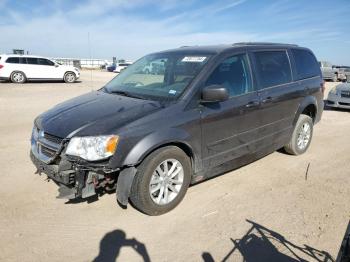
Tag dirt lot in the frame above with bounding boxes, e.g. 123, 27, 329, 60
0, 71, 349, 262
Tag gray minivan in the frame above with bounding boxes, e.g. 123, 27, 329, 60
31, 42, 324, 215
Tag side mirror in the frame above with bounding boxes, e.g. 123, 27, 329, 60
55, 64, 59, 68
201, 85, 229, 103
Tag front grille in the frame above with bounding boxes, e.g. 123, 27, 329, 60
41, 145, 56, 158
31, 127, 63, 163
44, 132, 63, 144
339, 102, 350, 106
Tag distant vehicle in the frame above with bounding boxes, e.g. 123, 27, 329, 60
327, 78, 350, 109
30, 42, 324, 215
113, 62, 132, 73
106, 64, 116, 72
143, 61, 166, 75
333, 65, 350, 82
0, 54, 80, 83
319, 61, 340, 82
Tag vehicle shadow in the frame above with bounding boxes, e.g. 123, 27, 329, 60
202, 219, 334, 262
93, 229, 151, 262
28, 80, 83, 84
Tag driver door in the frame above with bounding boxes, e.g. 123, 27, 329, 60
200, 53, 261, 170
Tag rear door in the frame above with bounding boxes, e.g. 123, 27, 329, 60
25, 57, 40, 78
250, 49, 297, 151
200, 52, 261, 169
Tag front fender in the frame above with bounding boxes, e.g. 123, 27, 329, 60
121, 128, 193, 167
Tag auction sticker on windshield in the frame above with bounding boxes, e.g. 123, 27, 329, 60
182, 56, 207, 62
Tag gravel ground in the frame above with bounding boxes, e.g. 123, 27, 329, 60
0, 71, 349, 262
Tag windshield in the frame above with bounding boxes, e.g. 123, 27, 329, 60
103, 53, 211, 101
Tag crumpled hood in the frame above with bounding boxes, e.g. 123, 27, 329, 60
35, 91, 162, 138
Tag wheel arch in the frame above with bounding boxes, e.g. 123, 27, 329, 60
119, 129, 198, 173
293, 96, 318, 126
64, 71, 76, 77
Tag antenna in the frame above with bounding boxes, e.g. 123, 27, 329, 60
88, 32, 93, 90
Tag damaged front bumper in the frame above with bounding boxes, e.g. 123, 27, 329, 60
30, 130, 136, 206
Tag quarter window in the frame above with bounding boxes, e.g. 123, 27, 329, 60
6, 57, 20, 63
254, 51, 292, 89
292, 49, 320, 80
206, 54, 252, 97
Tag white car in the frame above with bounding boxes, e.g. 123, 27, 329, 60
113, 62, 132, 73
0, 54, 80, 83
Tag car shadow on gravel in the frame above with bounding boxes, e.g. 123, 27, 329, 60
0, 80, 82, 84
93, 229, 151, 262
202, 219, 334, 262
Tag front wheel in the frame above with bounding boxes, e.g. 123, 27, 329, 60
64, 72, 76, 83
284, 114, 313, 155
130, 146, 191, 215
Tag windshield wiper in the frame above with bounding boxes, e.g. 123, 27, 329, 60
108, 90, 146, 100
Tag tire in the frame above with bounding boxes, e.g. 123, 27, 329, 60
130, 146, 191, 216
64, 72, 76, 83
10, 71, 26, 83
284, 114, 313, 155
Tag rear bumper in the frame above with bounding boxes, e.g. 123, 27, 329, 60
0, 76, 9, 81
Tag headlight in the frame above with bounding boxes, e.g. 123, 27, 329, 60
66, 135, 119, 161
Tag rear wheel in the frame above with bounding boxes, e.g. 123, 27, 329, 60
64, 72, 76, 83
130, 146, 191, 215
284, 114, 313, 155
11, 71, 26, 83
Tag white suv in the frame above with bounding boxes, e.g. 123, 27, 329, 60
113, 62, 132, 73
0, 54, 80, 83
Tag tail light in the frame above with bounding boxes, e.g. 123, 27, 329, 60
321, 81, 325, 95
0, 65, 3, 69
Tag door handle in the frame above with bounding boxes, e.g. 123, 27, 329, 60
262, 96, 273, 103
245, 100, 260, 108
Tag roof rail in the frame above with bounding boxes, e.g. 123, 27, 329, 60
233, 42, 298, 47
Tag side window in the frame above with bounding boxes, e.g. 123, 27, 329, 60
6, 57, 20, 63
206, 54, 252, 97
292, 49, 320, 80
26, 58, 38, 65
254, 51, 292, 89
19, 57, 27, 64
38, 58, 54, 66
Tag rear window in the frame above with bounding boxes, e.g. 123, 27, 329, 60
292, 49, 320, 80
26, 58, 38, 65
254, 51, 292, 89
6, 57, 20, 64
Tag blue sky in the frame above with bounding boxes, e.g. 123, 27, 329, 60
0, 0, 349, 64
